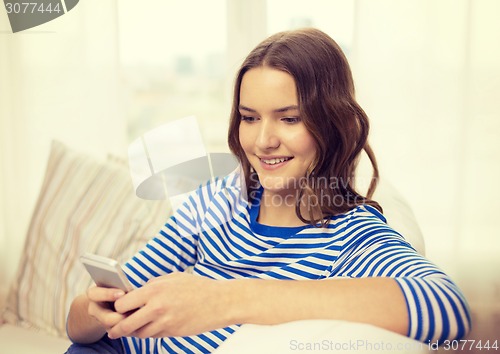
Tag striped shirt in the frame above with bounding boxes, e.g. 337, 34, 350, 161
122, 171, 471, 353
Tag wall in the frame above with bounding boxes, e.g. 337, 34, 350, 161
0, 0, 127, 296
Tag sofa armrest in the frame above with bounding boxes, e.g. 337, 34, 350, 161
0, 324, 71, 354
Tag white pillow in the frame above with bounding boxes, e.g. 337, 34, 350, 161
373, 178, 426, 255
215, 320, 430, 353
2, 141, 171, 337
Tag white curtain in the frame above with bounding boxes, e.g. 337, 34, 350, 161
0, 0, 126, 297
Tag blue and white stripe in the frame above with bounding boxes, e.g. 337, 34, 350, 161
122, 171, 471, 353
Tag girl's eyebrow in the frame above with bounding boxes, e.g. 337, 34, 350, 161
238, 104, 299, 113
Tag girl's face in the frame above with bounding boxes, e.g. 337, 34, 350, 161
238, 66, 317, 196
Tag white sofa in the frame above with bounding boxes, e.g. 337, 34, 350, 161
0, 141, 428, 353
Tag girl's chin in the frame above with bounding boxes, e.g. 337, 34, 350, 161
259, 177, 301, 193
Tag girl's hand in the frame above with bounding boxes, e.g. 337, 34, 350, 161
107, 272, 233, 339
86, 286, 128, 333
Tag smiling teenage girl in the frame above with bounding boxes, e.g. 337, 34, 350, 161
66, 28, 471, 354
238, 67, 317, 227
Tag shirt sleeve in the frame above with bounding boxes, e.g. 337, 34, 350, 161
331, 205, 471, 343
122, 190, 204, 288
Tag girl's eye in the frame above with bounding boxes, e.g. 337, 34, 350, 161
241, 116, 258, 122
282, 117, 301, 124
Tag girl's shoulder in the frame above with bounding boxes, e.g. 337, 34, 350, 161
348, 204, 387, 223
337, 204, 414, 251
321, 204, 388, 230
184, 168, 246, 216
194, 168, 243, 201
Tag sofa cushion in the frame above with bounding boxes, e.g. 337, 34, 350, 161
2, 141, 171, 338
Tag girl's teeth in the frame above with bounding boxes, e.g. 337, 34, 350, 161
262, 157, 289, 165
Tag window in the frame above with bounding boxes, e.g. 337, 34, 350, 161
117, 0, 228, 150
117, 1, 356, 152
267, 0, 355, 58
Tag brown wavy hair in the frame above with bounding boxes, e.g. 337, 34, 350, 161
228, 28, 382, 225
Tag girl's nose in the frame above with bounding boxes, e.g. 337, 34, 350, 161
255, 120, 280, 150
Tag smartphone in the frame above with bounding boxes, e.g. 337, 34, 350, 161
80, 253, 134, 293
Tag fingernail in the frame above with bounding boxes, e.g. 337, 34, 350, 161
114, 291, 125, 299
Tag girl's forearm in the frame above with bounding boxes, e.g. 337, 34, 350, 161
66, 294, 107, 344
226, 277, 408, 336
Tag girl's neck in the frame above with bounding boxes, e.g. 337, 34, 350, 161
257, 190, 307, 227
